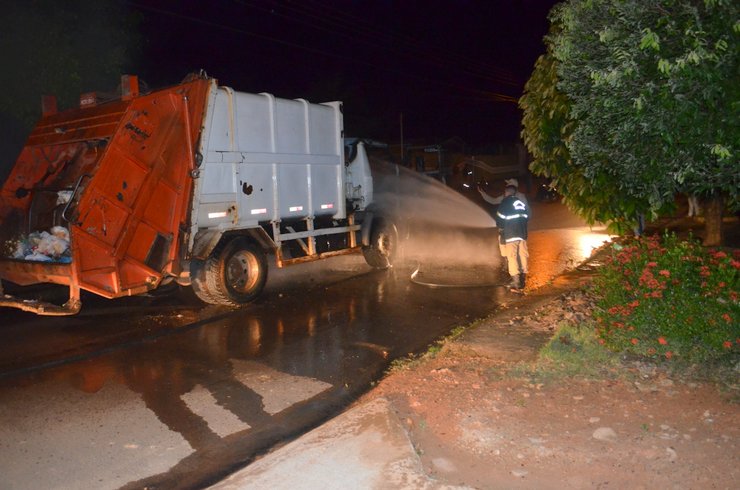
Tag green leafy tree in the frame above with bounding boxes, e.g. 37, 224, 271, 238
521, 45, 651, 231
520, 52, 572, 190
521, 0, 739, 244
0, 0, 139, 179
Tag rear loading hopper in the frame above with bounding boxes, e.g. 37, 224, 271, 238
0, 75, 210, 314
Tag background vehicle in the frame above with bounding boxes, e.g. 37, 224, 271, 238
0, 73, 394, 315
536, 179, 559, 203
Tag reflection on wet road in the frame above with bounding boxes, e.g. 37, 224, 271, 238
0, 202, 611, 489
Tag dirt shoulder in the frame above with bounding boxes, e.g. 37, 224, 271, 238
360, 284, 739, 489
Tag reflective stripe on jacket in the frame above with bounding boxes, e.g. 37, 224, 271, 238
495, 195, 529, 243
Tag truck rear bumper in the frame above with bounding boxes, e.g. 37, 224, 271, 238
0, 293, 81, 316
0, 259, 82, 316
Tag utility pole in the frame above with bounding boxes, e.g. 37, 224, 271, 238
399, 112, 404, 166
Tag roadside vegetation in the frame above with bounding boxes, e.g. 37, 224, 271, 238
512, 322, 623, 382
515, 233, 739, 393
594, 233, 739, 364
387, 323, 472, 373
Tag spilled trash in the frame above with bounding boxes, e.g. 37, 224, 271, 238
11, 226, 72, 263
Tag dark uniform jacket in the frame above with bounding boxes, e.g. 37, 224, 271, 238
495, 195, 529, 244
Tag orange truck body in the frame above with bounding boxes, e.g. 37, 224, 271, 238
0, 76, 211, 314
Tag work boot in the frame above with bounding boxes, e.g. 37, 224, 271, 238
519, 273, 527, 289
508, 274, 520, 289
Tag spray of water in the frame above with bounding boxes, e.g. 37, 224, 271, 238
372, 162, 495, 228
370, 161, 500, 267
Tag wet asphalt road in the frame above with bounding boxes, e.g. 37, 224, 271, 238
0, 202, 611, 489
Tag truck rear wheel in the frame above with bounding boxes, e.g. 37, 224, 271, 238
362, 219, 397, 269
191, 237, 268, 306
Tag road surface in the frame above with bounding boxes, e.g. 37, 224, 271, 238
0, 201, 611, 489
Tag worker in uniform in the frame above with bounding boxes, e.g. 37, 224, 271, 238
494, 184, 530, 291
478, 178, 529, 273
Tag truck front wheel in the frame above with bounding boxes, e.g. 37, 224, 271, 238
191, 237, 268, 306
362, 219, 397, 269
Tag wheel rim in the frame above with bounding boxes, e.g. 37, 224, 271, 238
378, 232, 392, 257
225, 250, 260, 294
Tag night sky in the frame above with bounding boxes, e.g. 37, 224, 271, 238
129, 0, 559, 147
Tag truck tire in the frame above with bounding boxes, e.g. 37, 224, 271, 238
362, 219, 397, 269
191, 237, 268, 306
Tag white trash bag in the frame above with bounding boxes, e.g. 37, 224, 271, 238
10, 226, 71, 263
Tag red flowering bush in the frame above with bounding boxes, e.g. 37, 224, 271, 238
594, 233, 739, 363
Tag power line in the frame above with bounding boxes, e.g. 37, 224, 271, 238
127, 1, 520, 103
236, 0, 520, 87
289, 0, 521, 85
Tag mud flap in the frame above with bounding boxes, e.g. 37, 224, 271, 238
360, 211, 374, 247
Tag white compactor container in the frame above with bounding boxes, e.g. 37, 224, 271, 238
194, 82, 346, 229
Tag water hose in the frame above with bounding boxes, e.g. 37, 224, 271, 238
409, 263, 505, 289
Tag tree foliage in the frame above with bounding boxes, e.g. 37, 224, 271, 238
521, 0, 739, 237
520, 43, 651, 229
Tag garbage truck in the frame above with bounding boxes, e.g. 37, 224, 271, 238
0, 73, 396, 315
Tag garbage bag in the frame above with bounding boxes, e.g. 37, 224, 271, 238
24, 251, 53, 262
9, 226, 71, 262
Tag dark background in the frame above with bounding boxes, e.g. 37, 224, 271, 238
132, 0, 558, 144
0, 0, 559, 176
